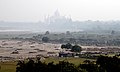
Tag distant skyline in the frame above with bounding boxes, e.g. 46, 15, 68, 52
0, 0, 120, 22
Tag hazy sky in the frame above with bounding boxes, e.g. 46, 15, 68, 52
0, 0, 120, 22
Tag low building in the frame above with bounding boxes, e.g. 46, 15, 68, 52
81, 51, 101, 54
59, 52, 74, 57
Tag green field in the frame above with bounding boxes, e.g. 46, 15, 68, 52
0, 57, 95, 72
44, 57, 95, 65
0, 61, 16, 72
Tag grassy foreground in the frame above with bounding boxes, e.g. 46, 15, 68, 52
0, 57, 95, 72
44, 57, 95, 65
0, 61, 16, 72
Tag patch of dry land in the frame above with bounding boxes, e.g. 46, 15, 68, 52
0, 39, 63, 61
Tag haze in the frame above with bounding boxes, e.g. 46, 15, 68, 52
0, 0, 120, 22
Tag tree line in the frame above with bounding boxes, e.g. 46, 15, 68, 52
16, 55, 120, 72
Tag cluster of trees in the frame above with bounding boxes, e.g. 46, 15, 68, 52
16, 60, 83, 72
42, 37, 49, 42
61, 43, 82, 52
16, 56, 120, 72
96, 56, 120, 72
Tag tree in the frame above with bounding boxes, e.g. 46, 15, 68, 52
42, 37, 49, 42
16, 60, 25, 72
96, 56, 120, 72
66, 43, 72, 49
56, 61, 79, 72
61, 44, 66, 49
66, 31, 71, 35
71, 45, 82, 52
79, 62, 99, 72
61, 43, 72, 49
111, 30, 115, 35
45, 31, 50, 35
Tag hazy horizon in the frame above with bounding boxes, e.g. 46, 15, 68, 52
1, 0, 120, 32
0, 0, 120, 22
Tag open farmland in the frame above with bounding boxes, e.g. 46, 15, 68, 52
1, 39, 120, 61
0, 39, 120, 72
0, 39, 62, 61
